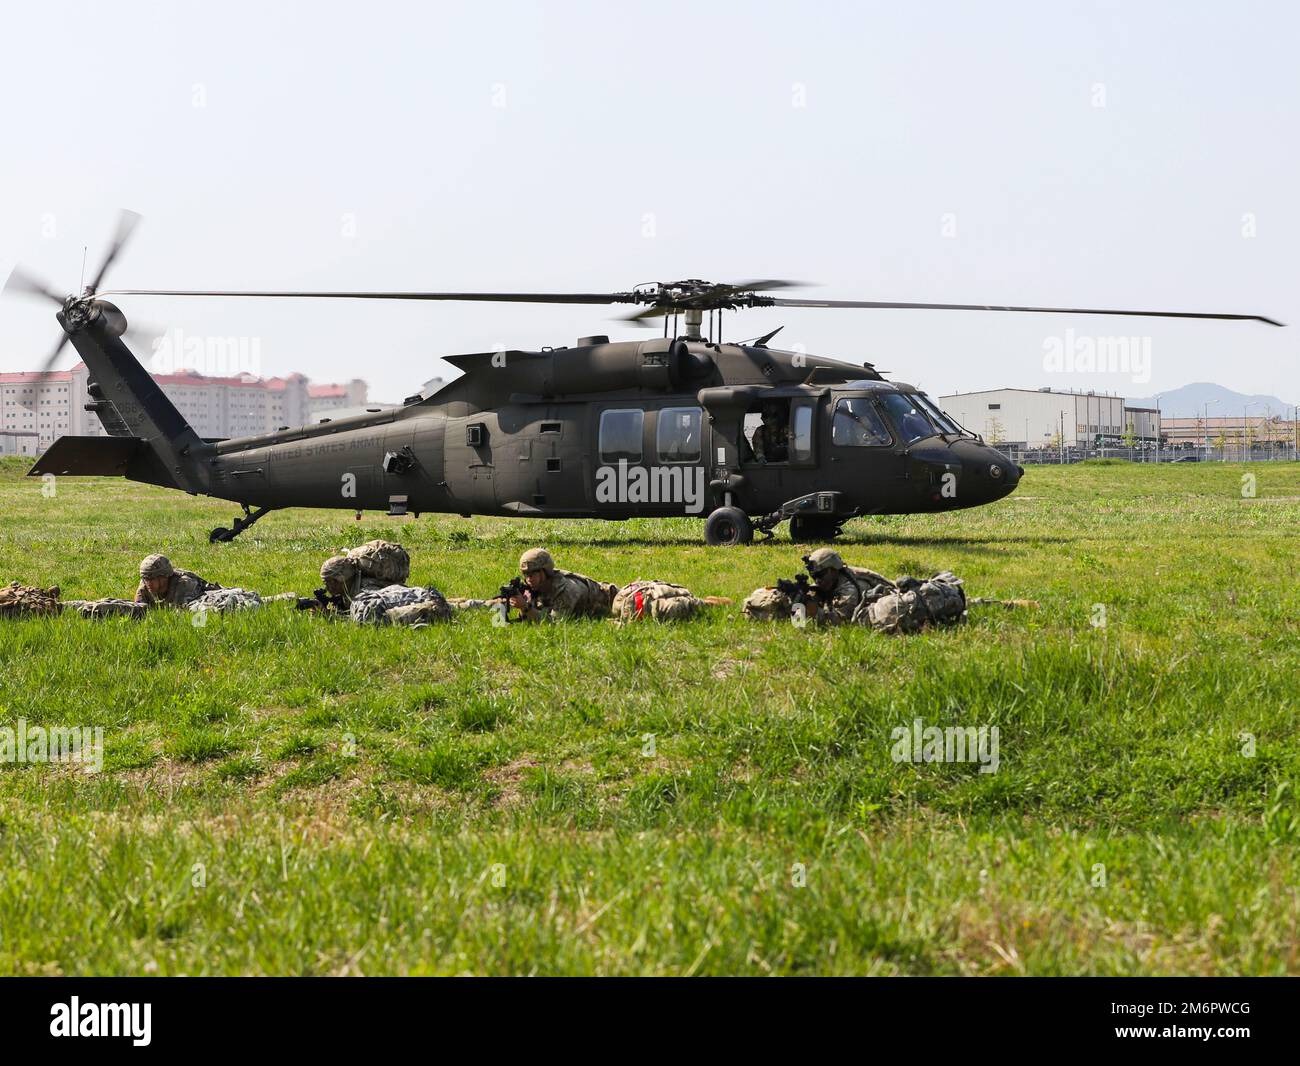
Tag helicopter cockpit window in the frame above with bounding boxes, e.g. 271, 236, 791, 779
832, 398, 892, 447
913, 393, 964, 436
657, 407, 703, 463
879, 392, 937, 445
599, 409, 644, 463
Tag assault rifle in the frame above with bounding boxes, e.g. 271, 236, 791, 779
776, 572, 826, 619
295, 587, 349, 613
492, 575, 536, 623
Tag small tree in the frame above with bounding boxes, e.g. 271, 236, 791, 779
985, 417, 1005, 446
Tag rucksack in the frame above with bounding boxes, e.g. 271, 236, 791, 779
385, 598, 453, 626
0, 582, 61, 617
346, 540, 410, 585
855, 572, 966, 633
741, 586, 793, 622
350, 584, 449, 625
612, 580, 701, 623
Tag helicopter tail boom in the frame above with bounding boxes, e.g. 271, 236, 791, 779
28, 300, 211, 493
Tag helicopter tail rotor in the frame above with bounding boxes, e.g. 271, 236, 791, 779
3, 209, 144, 376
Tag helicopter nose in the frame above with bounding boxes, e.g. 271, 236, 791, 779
942, 439, 1022, 502
969, 444, 1021, 497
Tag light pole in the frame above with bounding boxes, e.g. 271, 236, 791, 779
1244, 401, 1259, 463
1204, 399, 1219, 459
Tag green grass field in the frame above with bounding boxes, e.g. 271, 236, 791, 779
0, 455, 1297, 975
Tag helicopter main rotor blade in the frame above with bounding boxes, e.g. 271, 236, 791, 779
723, 279, 806, 293
768, 297, 1285, 327
104, 288, 637, 305
34, 334, 70, 378
2, 266, 65, 305
86, 209, 142, 294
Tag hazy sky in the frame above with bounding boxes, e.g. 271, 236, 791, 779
2, 0, 1296, 405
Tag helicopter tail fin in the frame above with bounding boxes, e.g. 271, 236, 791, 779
28, 301, 210, 492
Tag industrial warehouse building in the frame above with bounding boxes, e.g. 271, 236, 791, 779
938, 387, 1161, 451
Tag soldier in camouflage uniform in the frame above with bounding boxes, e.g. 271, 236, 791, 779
511, 548, 617, 621
319, 554, 390, 607
134, 555, 216, 608
802, 548, 894, 626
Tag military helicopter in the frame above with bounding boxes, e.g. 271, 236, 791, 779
7, 212, 1283, 545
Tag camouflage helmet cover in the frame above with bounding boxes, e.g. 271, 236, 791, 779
519, 548, 555, 574
804, 548, 844, 575
139, 554, 174, 579
320, 555, 356, 581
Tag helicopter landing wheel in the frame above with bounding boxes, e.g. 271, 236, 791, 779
704, 506, 753, 546
209, 527, 233, 544
789, 515, 842, 543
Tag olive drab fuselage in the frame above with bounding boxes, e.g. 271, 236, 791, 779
33, 303, 1023, 534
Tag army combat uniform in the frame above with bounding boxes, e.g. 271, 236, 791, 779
802, 548, 894, 625
516, 548, 616, 621
741, 550, 893, 625
134, 554, 216, 608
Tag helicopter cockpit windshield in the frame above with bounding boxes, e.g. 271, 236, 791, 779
912, 393, 967, 436
879, 392, 939, 445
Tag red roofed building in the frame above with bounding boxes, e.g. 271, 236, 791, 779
0, 364, 367, 453
307, 379, 368, 415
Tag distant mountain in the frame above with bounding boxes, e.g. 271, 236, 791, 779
1130, 382, 1298, 418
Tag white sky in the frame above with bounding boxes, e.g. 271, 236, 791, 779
1, 0, 1295, 404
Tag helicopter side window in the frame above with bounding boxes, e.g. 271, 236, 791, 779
656, 407, 703, 463
832, 398, 892, 447
879, 392, 936, 445
599, 408, 644, 463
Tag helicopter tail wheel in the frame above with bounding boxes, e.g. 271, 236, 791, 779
704, 506, 753, 546
789, 514, 842, 543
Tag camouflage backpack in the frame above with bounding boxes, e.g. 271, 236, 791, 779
64, 598, 147, 620
612, 580, 701, 623
0, 582, 61, 618
189, 588, 263, 614
741, 586, 793, 622
846, 566, 896, 596
350, 584, 449, 625
346, 540, 410, 585
855, 571, 966, 634
385, 596, 453, 627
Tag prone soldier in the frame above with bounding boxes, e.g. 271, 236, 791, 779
510, 548, 617, 622
134, 555, 217, 608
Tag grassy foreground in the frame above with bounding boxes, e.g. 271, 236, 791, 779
0, 456, 1298, 975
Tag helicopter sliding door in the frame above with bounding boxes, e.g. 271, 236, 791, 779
737, 395, 820, 509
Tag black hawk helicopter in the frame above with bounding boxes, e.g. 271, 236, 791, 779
7, 212, 1283, 545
